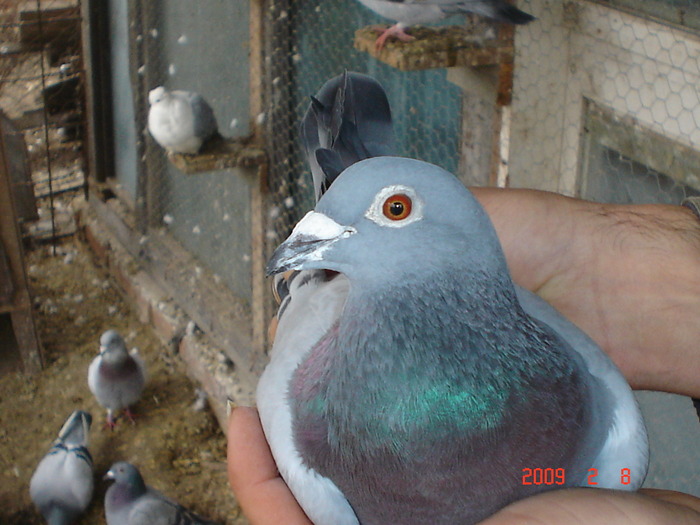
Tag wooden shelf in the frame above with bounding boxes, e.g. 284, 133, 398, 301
168, 136, 267, 175
354, 25, 514, 71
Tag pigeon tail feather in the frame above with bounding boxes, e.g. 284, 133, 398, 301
495, 3, 535, 24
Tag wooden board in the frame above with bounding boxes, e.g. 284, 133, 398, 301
168, 136, 267, 175
354, 25, 514, 71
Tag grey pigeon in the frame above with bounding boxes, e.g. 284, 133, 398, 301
104, 462, 219, 525
30, 410, 94, 525
259, 156, 649, 525
88, 330, 146, 428
147, 86, 219, 154
300, 71, 395, 201
357, 0, 535, 49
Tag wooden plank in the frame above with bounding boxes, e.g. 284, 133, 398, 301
0, 114, 42, 372
354, 25, 513, 71
0, 240, 13, 306
168, 136, 267, 175
18, 5, 81, 48
1, 114, 37, 222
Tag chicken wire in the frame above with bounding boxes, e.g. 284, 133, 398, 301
0, 0, 85, 243
263, 0, 465, 250
511, 0, 700, 203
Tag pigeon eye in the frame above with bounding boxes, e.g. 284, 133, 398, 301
382, 194, 412, 221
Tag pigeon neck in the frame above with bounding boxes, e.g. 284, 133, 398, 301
102, 347, 129, 366
110, 477, 147, 506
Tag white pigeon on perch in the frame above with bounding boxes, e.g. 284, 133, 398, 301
147, 86, 220, 155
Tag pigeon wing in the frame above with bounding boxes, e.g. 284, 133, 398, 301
258, 273, 359, 525
515, 285, 649, 488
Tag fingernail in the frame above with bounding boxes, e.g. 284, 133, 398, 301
226, 397, 237, 418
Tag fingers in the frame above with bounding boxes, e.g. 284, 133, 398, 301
480, 488, 700, 525
227, 407, 312, 525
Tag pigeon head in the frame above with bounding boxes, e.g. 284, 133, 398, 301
148, 86, 169, 105
267, 157, 511, 289
99, 329, 127, 354
104, 462, 146, 492
57, 410, 92, 446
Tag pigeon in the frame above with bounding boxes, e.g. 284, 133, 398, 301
104, 462, 219, 525
30, 410, 94, 525
300, 71, 395, 201
356, 0, 535, 49
147, 86, 219, 155
88, 330, 146, 428
258, 156, 649, 525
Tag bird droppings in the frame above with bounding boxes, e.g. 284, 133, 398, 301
229, 118, 238, 129
192, 225, 201, 235
177, 34, 188, 44
284, 196, 295, 208
255, 112, 265, 125
137, 65, 146, 76
149, 28, 159, 38
0, 238, 243, 524
168, 64, 177, 76
163, 214, 174, 225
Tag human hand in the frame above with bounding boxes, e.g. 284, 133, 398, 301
228, 406, 700, 525
472, 188, 700, 398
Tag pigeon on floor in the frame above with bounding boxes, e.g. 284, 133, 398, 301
258, 156, 649, 525
30, 410, 94, 525
356, 0, 535, 49
300, 71, 395, 201
147, 86, 220, 155
104, 462, 220, 525
88, 330, 146, 429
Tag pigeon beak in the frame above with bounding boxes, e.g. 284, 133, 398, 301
266, 211, 355, 276
104, 469, 115, 481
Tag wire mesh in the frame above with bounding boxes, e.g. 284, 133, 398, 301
512, 0, 700, 203
0, 0, 85, 245
263, 0, 466, 252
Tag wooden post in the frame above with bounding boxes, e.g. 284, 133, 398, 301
0, 119, 43, 373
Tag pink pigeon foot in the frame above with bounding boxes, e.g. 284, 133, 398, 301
373, 23, 414, 51
104, 412, 117, 430
124, 407, 137, 424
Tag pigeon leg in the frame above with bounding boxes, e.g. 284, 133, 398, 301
124, 407, 137, 424
373, 23, 414, 51
104, 410, 117, 430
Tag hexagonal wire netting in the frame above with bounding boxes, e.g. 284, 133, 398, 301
510, 0, 700, 203
263, 0, 466, 252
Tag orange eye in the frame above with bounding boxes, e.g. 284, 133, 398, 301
382, 194, 412, 221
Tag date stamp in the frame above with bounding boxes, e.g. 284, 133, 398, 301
522, 468, 634, 486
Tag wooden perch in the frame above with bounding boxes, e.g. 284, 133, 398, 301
354, 25, 514, 71
168, 136, 267, 175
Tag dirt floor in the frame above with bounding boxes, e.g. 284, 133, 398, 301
0, 230, 246, 524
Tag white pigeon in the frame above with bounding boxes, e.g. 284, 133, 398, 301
88, 330, 146, 429
147, 86, 219, 154
30, 411, 94, 525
